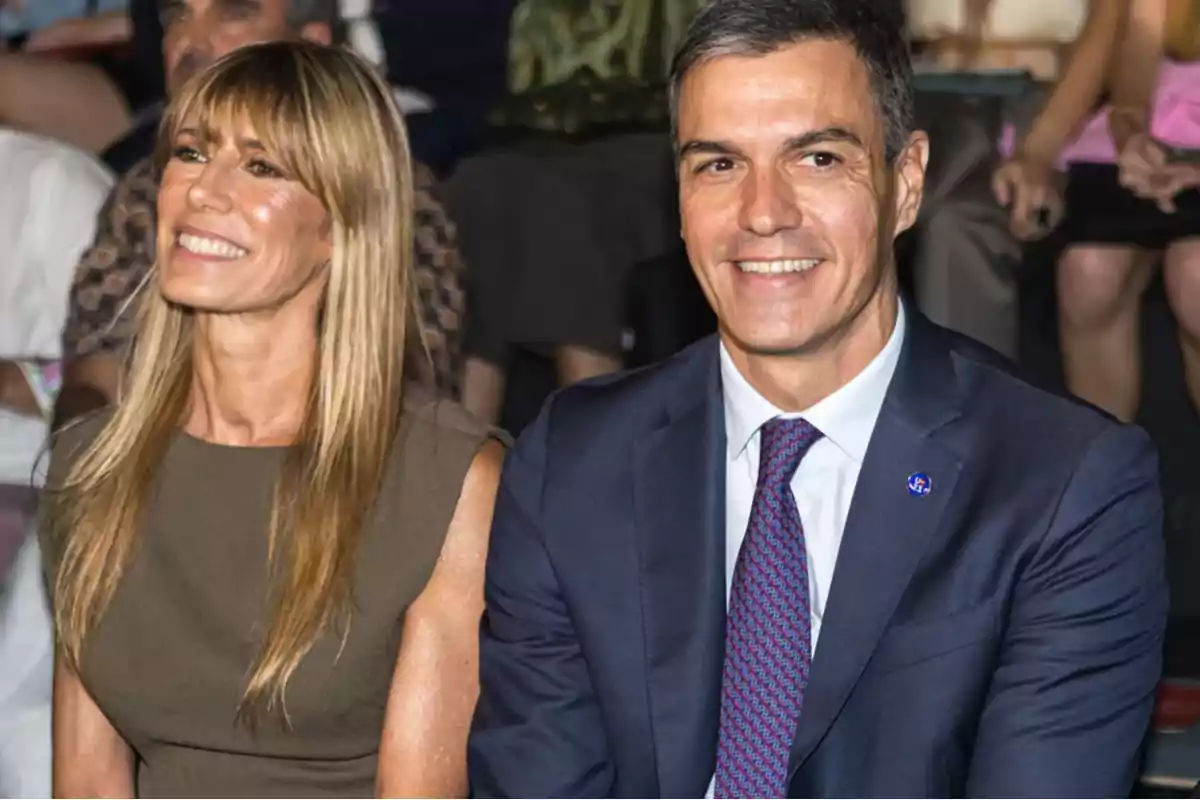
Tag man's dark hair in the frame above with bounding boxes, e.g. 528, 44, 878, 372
669, 0, 914, 161
286, 0, 346, 45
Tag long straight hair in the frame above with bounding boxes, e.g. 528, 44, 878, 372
47, 41, 416, 719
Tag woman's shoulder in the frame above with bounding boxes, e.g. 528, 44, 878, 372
398, 385, 511, 454
379, 388, 506, 520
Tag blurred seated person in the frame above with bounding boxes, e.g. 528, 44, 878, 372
39, 0, 466, 434
0, 130, 110, 798
0, 130, 112, 482
906, 0, 1106, 361
41, 42, 501, 797
0, 0, 157, 153
998, 0, 1200, 421
450, 0, 702, 424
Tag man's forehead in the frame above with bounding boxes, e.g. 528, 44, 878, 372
681, 39, 872, 107
676, 40, 880, 144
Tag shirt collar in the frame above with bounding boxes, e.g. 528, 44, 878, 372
720, 303, 906, 463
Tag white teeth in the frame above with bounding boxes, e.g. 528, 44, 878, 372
736, 258, 820, 274
178, 232, 248, 259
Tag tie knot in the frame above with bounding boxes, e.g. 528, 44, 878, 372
758, 417, 823, 487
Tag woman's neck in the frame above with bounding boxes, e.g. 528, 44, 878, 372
184, 309, 317, 447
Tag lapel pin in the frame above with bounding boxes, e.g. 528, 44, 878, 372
907, 472, 932, 497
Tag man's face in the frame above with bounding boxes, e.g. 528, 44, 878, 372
676, 38, 927, 367
160, 0, 329, 93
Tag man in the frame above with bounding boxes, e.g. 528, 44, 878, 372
0, 0, 466, 428
468, 0, 1167, 796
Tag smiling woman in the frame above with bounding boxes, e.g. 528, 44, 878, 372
38, 41, 503, 798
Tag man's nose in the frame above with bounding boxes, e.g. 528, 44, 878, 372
738, 167, 803, 237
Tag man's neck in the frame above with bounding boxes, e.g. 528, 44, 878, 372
723, 293, 899, 413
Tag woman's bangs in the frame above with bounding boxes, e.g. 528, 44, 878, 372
156, 56, 317, 189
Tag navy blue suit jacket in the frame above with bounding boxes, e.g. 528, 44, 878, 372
469, 313, 1168, 797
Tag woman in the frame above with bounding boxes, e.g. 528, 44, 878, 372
40, 41, 502, 797
997, 0, 1200, 420
1091, 0, 1200, 418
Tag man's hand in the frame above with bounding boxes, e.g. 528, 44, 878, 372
991, 156, 1064, 240
0, 361, 39, 417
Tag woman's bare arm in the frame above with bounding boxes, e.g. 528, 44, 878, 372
1021, 0, 1127, 160
52, 657, 134, 798
376, 441, 504, 798
23, 11, 132, 52
1109, 0, 1166, 148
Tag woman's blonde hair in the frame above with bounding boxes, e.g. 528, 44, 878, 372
47, 40, 415, 719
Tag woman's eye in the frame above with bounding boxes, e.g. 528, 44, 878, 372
246, 159, 284, 179
171, 145, 204, 163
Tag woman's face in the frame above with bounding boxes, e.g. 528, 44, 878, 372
156, 116, 332, 316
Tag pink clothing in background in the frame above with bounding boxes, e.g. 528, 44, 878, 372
1000, 60, 1200, 166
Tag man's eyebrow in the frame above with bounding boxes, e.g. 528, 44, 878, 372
678, 127, 866, 160
783, 126, 865, 151
677, 139, 744, 159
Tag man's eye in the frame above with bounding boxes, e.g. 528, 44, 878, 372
697, 157, 736, 174
803, 152, 841, 169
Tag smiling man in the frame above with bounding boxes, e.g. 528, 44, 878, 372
468, 0, 1168, 797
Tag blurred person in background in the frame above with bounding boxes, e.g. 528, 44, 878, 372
0, 127, 112, 798
1086, 0, 1200, 419
0, 0, 158, 152
0, 130, 113, 476
41, 41, 501, 797
996, 0, 1200, 421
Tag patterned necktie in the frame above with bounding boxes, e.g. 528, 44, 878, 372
714, 417, 823, 799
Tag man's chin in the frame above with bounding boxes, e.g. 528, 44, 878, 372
720, 327, 822, 360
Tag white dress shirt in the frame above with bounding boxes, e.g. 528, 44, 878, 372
705, 306, 904, 797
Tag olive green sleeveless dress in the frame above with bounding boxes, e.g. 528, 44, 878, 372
39, 393, 497, 798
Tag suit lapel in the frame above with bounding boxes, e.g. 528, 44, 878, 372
788, 313, 966, 777
634, 337, 726, 798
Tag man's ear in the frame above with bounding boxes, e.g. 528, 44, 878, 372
891, 130, 930, 236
